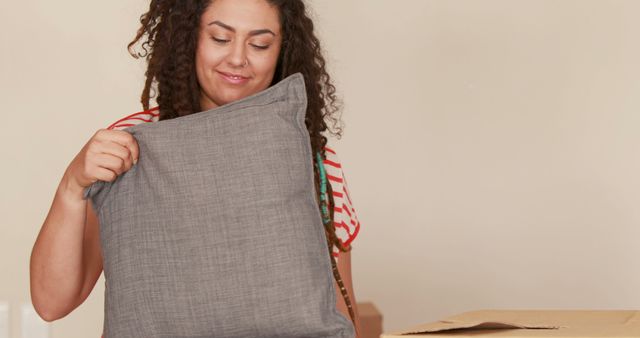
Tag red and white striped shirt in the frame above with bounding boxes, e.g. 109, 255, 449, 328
107, 107, 361, 260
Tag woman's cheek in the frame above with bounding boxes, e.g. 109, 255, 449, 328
254, 52, 279, 72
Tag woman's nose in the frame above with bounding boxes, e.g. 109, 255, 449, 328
227, 41, 248, 68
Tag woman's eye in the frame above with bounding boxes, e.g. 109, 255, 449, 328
212, 37, 229, 44
210, 36, 268, 50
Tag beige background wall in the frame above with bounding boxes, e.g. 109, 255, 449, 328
1, 1, 639, 337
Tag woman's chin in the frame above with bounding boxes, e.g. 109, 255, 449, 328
201, 86, 261, 110
220, 91, 252, 105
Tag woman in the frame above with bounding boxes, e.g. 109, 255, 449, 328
30, 0, 362, 335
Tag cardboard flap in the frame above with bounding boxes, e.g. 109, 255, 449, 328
622, 311, 640, 325
395, 310, 562, 335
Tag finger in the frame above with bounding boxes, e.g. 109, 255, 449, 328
94, 152, 128, 177
96, 129, 139, 164
129, 136, 139, 164
113, 131, 139, 164
94, 166, 119, 183
97, 141, 133, 170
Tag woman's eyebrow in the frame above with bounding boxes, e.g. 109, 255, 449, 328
208, 20, 276, 37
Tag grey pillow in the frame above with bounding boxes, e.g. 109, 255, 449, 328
83, 73, 355, 338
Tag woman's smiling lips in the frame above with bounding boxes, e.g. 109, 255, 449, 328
217, 71, 250, 85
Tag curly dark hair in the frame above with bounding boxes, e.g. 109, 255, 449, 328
127, 0, 357, 330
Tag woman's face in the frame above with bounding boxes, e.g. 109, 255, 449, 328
196, 0, 282, 111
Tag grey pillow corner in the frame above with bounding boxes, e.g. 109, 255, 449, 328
82, 180, 108, 215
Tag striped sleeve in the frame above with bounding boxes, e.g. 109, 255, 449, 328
106, 107, 160, 130
323, 146, 361, 260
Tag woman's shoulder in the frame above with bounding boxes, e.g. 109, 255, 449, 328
322, 145, 341, 169
322, 145, 361, 256
106, 106, 160, 130
321, 145, 347, 188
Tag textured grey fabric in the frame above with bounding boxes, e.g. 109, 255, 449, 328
83, 73, 355, 338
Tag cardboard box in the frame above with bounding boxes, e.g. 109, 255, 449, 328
381, 309, 640, 337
